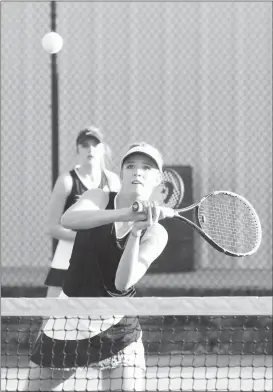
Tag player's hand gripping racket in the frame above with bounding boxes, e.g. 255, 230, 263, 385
151, 168, 184, 208
132, 191, 262, 257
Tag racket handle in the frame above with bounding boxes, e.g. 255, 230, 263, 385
132, 201, 145, 212
132, 201, 175, 218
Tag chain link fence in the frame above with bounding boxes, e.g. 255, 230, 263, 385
1, 2, 272, 295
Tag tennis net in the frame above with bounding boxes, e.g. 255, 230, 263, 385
1, 297, 272, 391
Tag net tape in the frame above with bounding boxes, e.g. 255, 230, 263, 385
2, 296, 272, 316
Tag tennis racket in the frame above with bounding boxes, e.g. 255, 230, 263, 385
151, 168, 184, 208
132, 190, 262, 257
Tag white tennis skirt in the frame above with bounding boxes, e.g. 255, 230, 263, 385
51, 239, 74, 270
45, 240, 74, 287
31, 292, 145, 370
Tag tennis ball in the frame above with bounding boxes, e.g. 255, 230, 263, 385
42, 32, 63, 54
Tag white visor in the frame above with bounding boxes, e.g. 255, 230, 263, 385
121, 145, 163, 173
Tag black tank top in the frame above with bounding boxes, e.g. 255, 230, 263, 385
63, 169, 109, 213
63, 192, 136, 298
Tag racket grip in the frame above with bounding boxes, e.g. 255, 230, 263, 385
132, 201, 144, 212
132, 201, 175, 218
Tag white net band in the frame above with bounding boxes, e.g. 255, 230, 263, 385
2, 296, 272, 316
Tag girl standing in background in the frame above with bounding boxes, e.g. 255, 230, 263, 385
45, 126, 120, 296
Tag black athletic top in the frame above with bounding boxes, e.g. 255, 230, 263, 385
63, 168, 109, 213
63, 192, 136, 298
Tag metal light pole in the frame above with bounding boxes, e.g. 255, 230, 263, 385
50, 1, 59, 254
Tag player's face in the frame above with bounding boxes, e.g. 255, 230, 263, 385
77, 138, 104, 165
121, 154, 161, 198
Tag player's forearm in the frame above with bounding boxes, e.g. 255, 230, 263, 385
47, 224, 76, 242
115, 232, 141, 291
61, 208, 135, 230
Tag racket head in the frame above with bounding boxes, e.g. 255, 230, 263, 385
196, 191, 262, 257
151, 168, 184, 208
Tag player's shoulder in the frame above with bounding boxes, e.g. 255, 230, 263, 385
60, 166, 81, 181
58, 170, 73, 181
54, 171, 73, 191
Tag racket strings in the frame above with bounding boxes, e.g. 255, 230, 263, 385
198, 194, 261, 254
160, 171, 183, 208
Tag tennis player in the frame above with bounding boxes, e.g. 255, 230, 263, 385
45, 126, 120, 297
24, 142, 168, 391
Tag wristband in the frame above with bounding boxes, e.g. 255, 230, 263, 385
131, 230, 142, 238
